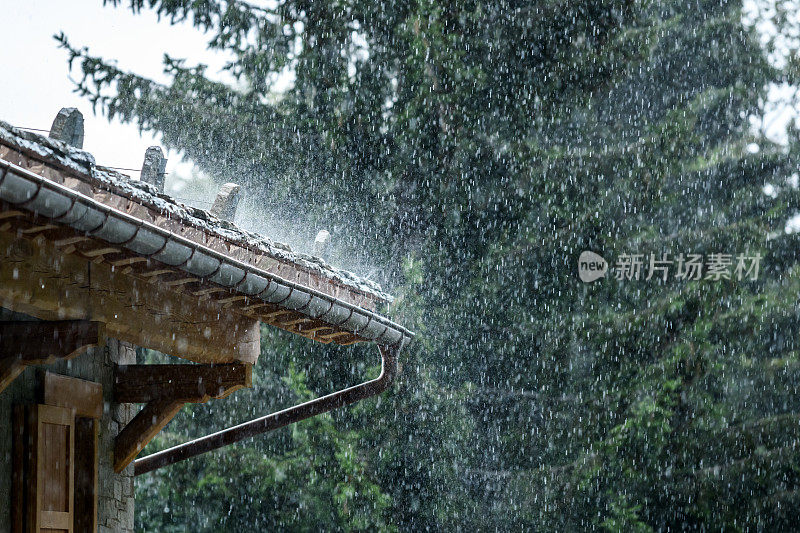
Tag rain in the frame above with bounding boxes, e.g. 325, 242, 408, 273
2, 0, 800, 530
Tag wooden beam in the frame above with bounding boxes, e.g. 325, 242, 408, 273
276, 317, 311, 327
114, 399, 184, 473
262, 309, 293, 320
81, 247, 120, 258
241, 302, 270, 312
0, 209, 24, 220
0, 320, 100, 364
316, 331, 354, 341
163, 277, 199, 287
109, 256, 147, 267
139, 268, 174, 278
304, 325, 335, 333
219, 295, 248, 305
19, 224, 58, 235
53, 235, 90, 247
0, 320, 100, 393
114, 363, 252, 404
192, 287, 227, 296
0, 230, 260, 364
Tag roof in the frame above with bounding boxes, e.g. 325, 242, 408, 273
0, 119, 412, 361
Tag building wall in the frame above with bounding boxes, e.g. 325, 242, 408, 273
99, 339, 137, 533
0, 334, 137, 532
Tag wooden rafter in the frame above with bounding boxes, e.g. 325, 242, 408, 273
163, 276, 199, 287
218, 295, 247, 305
109, 256, 147, 267
81, 247, 120, 258
139, 268, 174, 278
53, 235, 90, 247
192, 287, 228, 296
19, 224, 58, 235
0, 209, 24, 219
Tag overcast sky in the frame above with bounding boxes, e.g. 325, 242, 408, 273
0, 0, 233, 186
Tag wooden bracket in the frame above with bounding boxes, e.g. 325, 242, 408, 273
114, 399, 184, 474
113, 363, 252, 473
0, 358, 26, 397
0, 320, 101, 394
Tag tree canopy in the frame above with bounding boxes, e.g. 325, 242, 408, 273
61, 0, 800, 529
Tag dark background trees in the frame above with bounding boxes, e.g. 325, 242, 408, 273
60, 0, 800, 529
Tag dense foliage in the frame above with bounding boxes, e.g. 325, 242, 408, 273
62, 0, 800, 529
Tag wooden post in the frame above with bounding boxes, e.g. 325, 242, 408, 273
209, 182, 241, 221
48, 107, 84, 149
11, 406, 24, 533
74, 417, 99, 533
140, 146, 167, 192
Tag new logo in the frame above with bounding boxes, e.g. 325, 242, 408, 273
578, 251, 608, 283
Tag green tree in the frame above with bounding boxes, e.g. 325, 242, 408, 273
490, 1, 800, 530
60, 0, 800, 529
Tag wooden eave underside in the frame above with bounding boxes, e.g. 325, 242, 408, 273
0, 205, 367, 364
